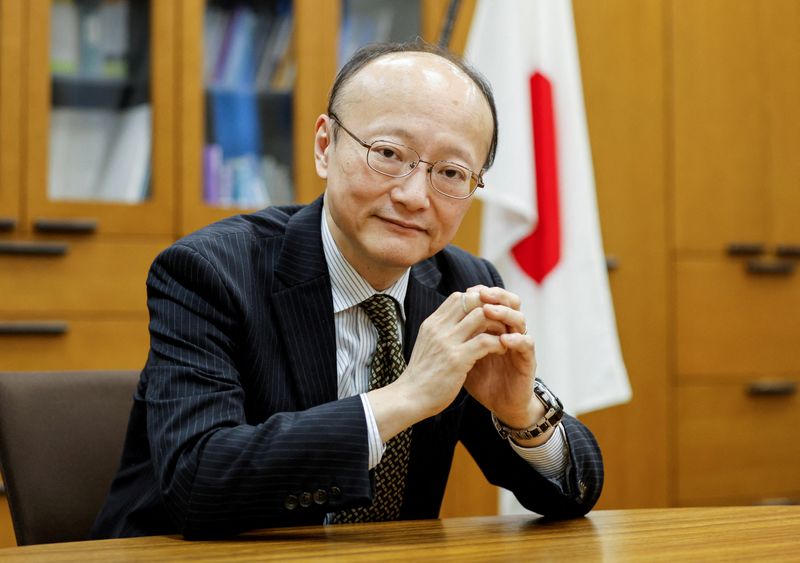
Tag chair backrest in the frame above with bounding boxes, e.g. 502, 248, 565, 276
0, 371, 139, 545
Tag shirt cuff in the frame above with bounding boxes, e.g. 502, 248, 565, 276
507, 423, 569, 479
359, 393, 386, 470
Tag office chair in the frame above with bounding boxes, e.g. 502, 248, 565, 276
0, 371, 139, 545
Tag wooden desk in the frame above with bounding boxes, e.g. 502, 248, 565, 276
0, 506, 798, 561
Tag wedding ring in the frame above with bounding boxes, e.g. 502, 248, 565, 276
461, 292, 468, 315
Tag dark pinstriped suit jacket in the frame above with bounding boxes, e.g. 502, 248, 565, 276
92, 197, 603, 539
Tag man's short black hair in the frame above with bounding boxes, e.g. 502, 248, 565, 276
327, 40, 498, 171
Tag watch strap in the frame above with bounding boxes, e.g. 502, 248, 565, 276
491, 380, 564, 441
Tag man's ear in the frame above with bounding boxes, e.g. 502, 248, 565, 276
314, 114, 332, 179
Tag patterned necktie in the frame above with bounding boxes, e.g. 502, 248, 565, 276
333, 294, 412, 523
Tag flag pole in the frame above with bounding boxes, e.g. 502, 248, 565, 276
438, 0, 462, 48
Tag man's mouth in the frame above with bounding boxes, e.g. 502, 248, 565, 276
378, 217, 427, 232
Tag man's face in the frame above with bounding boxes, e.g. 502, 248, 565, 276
314, 52, 494, 290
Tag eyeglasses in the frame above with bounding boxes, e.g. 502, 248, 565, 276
328, 113, 485, 200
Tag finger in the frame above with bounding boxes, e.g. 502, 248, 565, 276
466, 284, 491, 295
470, 286, 522, 311
458, 305, 508, 339
482, 304, 526, 334
500, 333, 537, 369
440, 292, 468, 322
463, 332, 506, 359
461, 290, 483, 316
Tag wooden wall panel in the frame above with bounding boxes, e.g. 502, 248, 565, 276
0, 0, 22, 228
763, 1, 800, 246
672, 0, 767, 253
573, 0, 669, 508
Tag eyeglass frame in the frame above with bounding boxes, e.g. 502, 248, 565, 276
327, 113, 485, 200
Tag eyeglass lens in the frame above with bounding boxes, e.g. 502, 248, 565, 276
366, 141, 477, 199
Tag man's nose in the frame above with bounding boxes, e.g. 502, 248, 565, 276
390, 163, 431, 210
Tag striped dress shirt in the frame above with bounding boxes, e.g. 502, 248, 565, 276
320, 209, 568, 479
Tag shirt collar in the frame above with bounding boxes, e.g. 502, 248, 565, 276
321, 205, 409, 319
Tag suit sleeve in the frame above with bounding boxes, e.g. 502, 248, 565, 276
143, 242, 372, 537
458, 258, 604, 518
460, 399, 603, 518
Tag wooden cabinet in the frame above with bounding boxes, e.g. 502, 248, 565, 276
677, 377, 800, 506
2, 1, 173, 377
670, 0, 800, 506
676, 258, 800, 378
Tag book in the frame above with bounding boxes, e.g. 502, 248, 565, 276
203, 143, 223, 204
94, 103, 152, 203
49, 107, 117, 201
209, 89, 261, 158
204, 8, 230, 85
218, 6, 259, 90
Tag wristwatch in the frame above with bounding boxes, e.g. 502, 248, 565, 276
491, 379, 564, 441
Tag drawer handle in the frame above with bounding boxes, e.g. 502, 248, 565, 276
33, 217, 98, 234
745, 259, 795, 275
727, 242, 765, 257
606, 255, 619, 272
0, 241, 68, 256
776, 245, 800, 259
0, 217, 16, 232
747, 381, 797, 397
0, 321, 69, 335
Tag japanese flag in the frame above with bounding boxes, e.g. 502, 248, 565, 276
465, 0, 631, 417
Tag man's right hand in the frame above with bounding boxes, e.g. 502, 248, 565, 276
367, 291, 507, 443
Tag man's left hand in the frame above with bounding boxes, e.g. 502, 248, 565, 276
461, 286, 545, 432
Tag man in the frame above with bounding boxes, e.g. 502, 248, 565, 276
93, 41, 602, 539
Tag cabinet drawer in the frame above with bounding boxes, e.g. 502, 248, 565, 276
676, 379, 800, 506
0, 239, 167, 314
676, 259, 800, 378
0, 317, 149, 371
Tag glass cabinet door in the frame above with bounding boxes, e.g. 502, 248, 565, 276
24, 0, 174, 236
0, 0, 23, 236
179, 0, 339, 235
203, 0, 293, 210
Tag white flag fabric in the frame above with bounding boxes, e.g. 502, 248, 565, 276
465, 0, 631, 416
465, 0, 630, 516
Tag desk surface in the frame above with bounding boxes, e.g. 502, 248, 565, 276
1, 506, 799, 561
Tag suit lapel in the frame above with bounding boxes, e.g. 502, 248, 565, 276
269, 198, 449, 409
271, 197, 338, 410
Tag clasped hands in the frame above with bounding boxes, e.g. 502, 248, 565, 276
369, 285, 546, 446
